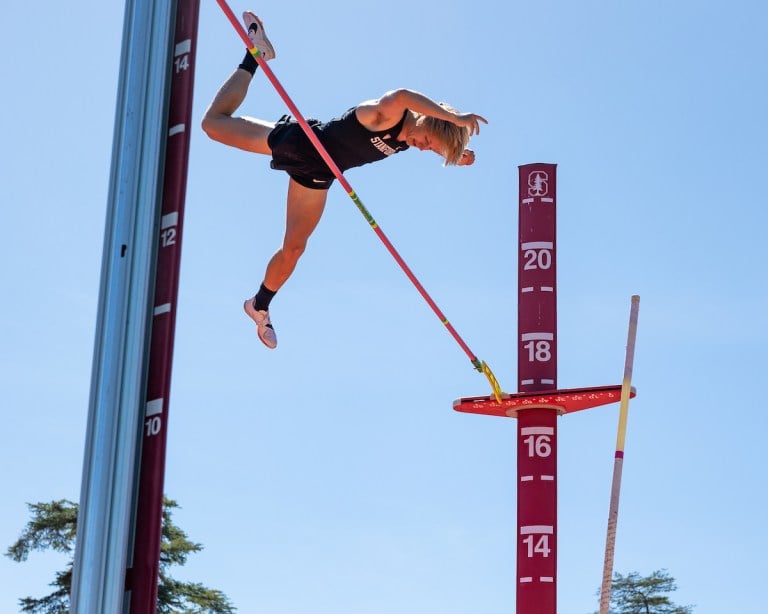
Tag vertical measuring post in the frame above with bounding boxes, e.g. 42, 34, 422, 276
517, 163, 558, 614
126, 2, 200, 613
454, 163, 637, 612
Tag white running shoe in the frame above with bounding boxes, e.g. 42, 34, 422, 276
242, 11, 276, 61
243, 297, 278, 349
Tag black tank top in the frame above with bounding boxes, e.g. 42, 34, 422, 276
318, 107, 410, 172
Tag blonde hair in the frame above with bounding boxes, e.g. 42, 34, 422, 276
419, 103, 470, 166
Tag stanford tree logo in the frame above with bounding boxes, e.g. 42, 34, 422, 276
527, 171, 549, 197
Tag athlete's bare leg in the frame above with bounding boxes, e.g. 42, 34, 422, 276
201, 69, 273, 154
262, 179, 329, 291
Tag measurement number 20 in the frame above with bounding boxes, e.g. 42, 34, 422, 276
523, 248, 552, 270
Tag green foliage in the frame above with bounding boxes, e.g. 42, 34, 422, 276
6, 498, 235, 614
6, 500, 78, 562
158, 579, 235, 614
596, 569, 694, 614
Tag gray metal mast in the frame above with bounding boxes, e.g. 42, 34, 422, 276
70, 1, 175, 612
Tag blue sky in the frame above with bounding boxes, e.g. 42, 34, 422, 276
1, 1, 766, 613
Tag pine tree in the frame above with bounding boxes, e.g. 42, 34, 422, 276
596, 569, 694, 614
6, 498, 235, 614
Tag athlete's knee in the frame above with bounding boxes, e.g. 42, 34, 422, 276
282, 241, 307, 263
201, 104, 237, 141
200, 111, 220, 141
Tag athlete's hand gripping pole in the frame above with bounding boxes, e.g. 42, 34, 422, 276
214, 0, 504, 403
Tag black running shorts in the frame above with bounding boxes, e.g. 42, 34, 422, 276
267, 115, 335, 190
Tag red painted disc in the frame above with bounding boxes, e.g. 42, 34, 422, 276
453, 385, 636, 418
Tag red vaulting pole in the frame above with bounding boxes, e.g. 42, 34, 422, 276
126, 2, 200, 612
517, 163, 558, 614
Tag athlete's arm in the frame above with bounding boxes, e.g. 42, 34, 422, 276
356, 88, 488, 135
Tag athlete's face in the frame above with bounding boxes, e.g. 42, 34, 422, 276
406, 121, 444, 155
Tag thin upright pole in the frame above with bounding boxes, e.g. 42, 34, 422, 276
598, 295, 640, 613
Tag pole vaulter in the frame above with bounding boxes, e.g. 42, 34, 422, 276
214, 0, 503, 403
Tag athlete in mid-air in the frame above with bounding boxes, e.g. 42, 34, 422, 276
202, 11, 488, 349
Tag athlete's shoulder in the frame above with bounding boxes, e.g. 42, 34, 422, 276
355, 90, 410, 131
